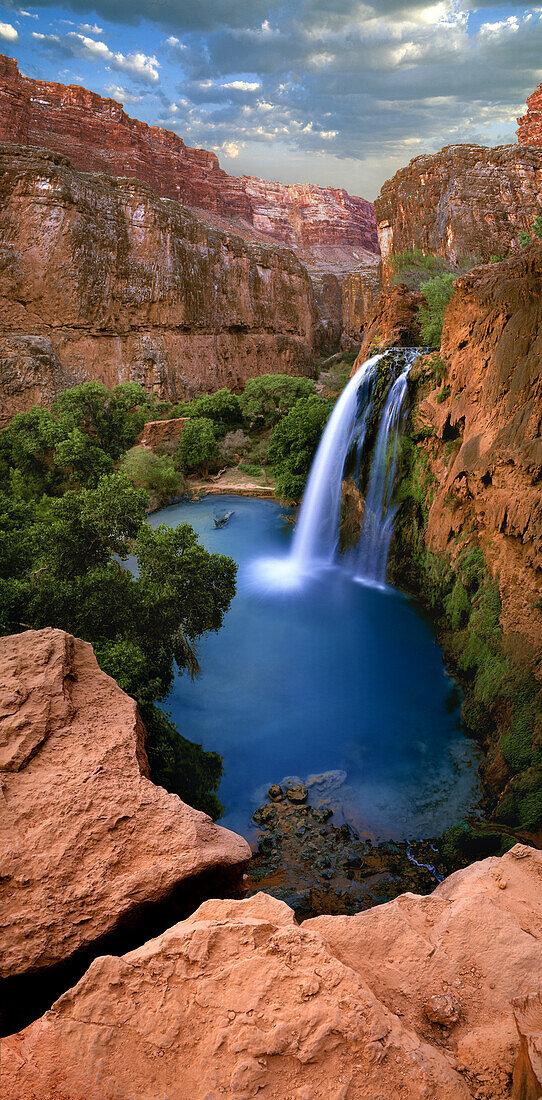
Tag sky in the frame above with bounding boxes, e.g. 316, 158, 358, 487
0, 0, 540, 198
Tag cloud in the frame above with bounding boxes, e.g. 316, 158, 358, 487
0, 22, 18, 40
221, 79, 260, 91
79, 23, 103, 34
104, 82, 144, 103
32, 30, 160, 83
19, 10, 39, 17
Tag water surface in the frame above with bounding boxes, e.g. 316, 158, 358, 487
153, 495, 481, 839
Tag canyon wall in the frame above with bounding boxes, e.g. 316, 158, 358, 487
517, 83, 542, 147
424, 244, 542, 661
0, 145, 319, 418
375, 144, 542, 274
0, 54, 378, 261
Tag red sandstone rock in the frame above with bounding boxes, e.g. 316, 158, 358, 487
351, 284, 425, 366
307, 845, 542, 1100
0, 54, 378, 261
517, 84, 542, 147
3, 847, 541, 1099
0, 145, 318, 415
0, 629, 250, 984
422, 243, 542, 660
137, 418, 188, 451
511, 991, 542, 1100
375, 144, 542, 274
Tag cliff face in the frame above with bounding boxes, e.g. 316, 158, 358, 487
517, 83, 542, 147
2, 847, 541, 1099
424, 244, 542, 660
375, 144, 542, 274
0, 145, 319, 415
0, 54, 378, 262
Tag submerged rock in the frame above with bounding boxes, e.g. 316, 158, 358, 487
3, 848, 541, 1099
0, 629, 250, 1018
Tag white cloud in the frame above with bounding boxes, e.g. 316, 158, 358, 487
0, 22, 18, 41
222, 79, 261, 91
32, 31, 160, 84
19, 10, 39, 18
105, 83, 144, 104
79, 24, 104, 35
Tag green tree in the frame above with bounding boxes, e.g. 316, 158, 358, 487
268, 395, 329, 500
120, 446, 184, 501
171, 388, 242, 436
177, 417, 220, 475
240, 374, 317, 427
52, 380, 149, 459
417, 273, 457, 346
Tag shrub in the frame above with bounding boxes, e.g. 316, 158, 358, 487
388, 248, 449, 290
417, 274, 457, 346
240, 374, 317, 427
518, 216, 542, 247
177, 418, 220, 475
119, 446, 184, 501
238, 462, 262, 478
268, 394, 329, 500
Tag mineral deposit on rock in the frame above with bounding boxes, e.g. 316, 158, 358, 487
0, 629, 250, 984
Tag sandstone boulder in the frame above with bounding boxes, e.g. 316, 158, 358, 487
0, 630, 250, 992
3, 849, 542, 1099
307, 845, 542, 1100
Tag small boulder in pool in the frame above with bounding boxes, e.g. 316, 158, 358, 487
214, 511, 234, 528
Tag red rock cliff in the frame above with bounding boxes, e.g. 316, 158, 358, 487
375, 144, 542, 273
517, 83, 542, 147
0, 145, 319, 418
0, 54, 378, 261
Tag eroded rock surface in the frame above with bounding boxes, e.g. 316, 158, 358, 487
0, 629, 250, 986
352, 284, 425, 364
426, 243, 542, 660
3, 848, 541, 1099
375, 144, 542, 273
0, 145, 318, 416
517, 83, 542, 148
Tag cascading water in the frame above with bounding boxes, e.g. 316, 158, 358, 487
353, 353, 415, 587
250, 348, 414, 590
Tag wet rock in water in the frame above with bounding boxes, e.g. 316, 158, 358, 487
252, 804, 277, 826
424, 994, 461, 1027
267, 784, 285, 802
286, 783, 308, 804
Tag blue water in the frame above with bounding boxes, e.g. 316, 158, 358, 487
152, 495, 481, 840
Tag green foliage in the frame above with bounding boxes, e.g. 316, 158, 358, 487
120, 446, 184, 501
240, 374, 317, 428
518, 216, 542, 247
268, 394, 329, 500
436, 385, 451, 404
177, 417, 220, 475
388, 248, 449, 290
170, 388, 242, 437
238, 462, 262, 478
52, 381, 149, 460
417, 274, 457, 346
0, 387, 239, 819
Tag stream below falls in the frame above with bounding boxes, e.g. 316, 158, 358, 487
152, 495, 482, 842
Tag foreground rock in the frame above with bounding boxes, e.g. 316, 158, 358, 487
3, 848, 541, 1099
352, 284, 425, 364
375, 143, 542, 272
0, 630, 250, 1001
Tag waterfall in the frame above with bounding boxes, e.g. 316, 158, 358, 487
250, 348, 413, 590
353, 357, 412, 587
290, 353, 382, 568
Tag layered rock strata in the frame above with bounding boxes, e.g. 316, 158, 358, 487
353, 284, 425, 362
0, 145, 317, 416
0, 54, 378, 259
2, 846, 541, 1099
0, 629, 250, 1011
375, 144, 542, 274
517, 83, 542, 147
424, 244, 542, 660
